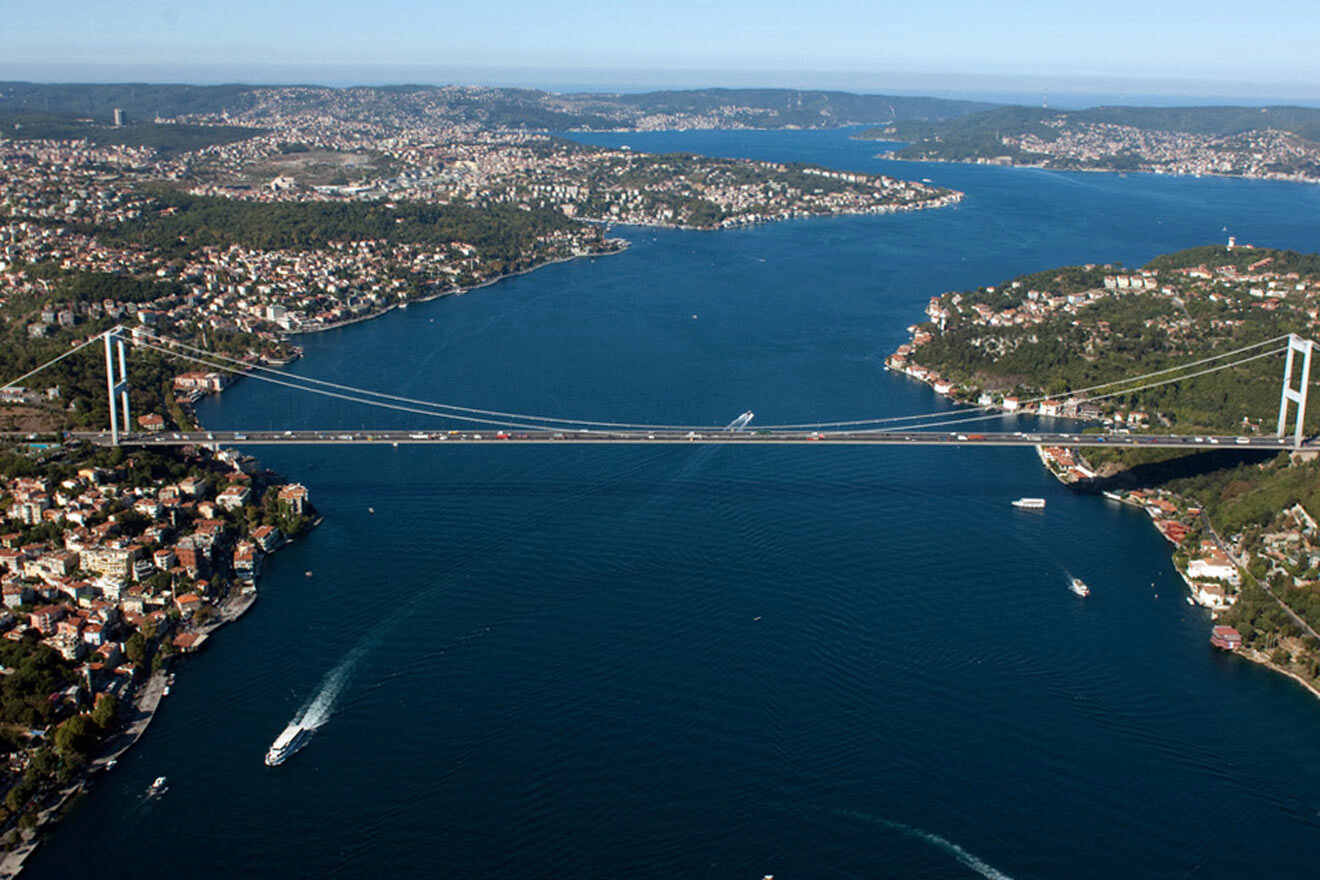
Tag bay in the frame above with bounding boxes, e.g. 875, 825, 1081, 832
26, 129, 1320, 880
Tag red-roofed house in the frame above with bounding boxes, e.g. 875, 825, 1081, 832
277, 484, 309, 515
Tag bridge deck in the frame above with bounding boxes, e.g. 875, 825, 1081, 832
71, 430, 1308, 450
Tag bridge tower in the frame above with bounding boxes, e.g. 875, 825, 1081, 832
1277, 334, 1314, 449
104, 327, 131, 446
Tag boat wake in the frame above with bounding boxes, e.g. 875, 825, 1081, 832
295, 642, 369, 731
830, 807, 1017, 880
885, 819, 1016, 880
267, 641, 371, 765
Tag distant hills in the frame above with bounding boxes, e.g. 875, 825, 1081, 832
563, 88, 996, 126
0, 83, 260, 121
0, 108, 262, 154
0, 82, 995, 134
866, 104, 1320, 145
7, 82, 1319, 182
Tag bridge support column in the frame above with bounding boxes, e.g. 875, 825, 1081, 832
1276, 334, 1313, 449
104, 327, 130, 446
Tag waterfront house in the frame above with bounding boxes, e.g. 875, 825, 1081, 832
1210, 625, 1243, 650
173, 371, 227, 394
250, 525, 282, 553
1188, 554, 1240, 586
277, 484, 310, 515
172, 632, 208, 653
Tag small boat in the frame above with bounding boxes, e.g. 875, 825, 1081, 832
105, 758, 118, 770
1070, 577, 1090, 597
266, 724, 312, 767
162, 686, 170, 696
1186, 596, 1194, 606
1011, 497, 1046, 509
368, 507, 375, 514
147, 776, 168, 797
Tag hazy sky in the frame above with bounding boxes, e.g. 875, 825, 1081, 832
6, 0, 1320, 94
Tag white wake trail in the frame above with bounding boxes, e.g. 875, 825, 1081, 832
294, 643, 370, 730
832, 807, 1017, 880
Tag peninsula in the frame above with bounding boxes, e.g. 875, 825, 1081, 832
860, 104, 1320, 183
889, 241, 1320, 696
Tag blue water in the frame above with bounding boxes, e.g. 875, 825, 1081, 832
26, 131, 1320, 879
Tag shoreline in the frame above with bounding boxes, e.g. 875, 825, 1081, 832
0, 241, 643, 865
863, 149, 1320, 186
291, 241, 630, 336
1031, 445, 1320, 705
0, 512, 314, 877
573, 190, 964, 232
0, 669, 166, 879
1238, 647, 1320, 701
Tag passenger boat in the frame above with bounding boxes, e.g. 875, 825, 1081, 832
266, 724, 311, 766
1070, 577, 1091, 597
1011, 497, 1046, 509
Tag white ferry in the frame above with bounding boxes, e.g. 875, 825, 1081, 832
265, 723, 311, 766
1070, 577, 1091, 598
1011, 497, 1046, 509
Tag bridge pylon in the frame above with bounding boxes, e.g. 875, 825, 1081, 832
1277, 334, 1313, 449
104, 327, 130, 446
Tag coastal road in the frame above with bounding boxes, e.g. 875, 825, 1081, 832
72, 429, 1312, 449
1197, 506, 1320, 646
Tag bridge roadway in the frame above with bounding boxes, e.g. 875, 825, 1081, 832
73, 429, 1312, 449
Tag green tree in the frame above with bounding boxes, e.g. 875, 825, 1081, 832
124, 633, 148, 666
91, 693, 117, 730
53, 714, 100, 759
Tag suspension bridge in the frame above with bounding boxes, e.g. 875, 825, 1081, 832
2, 327, 1315, 450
